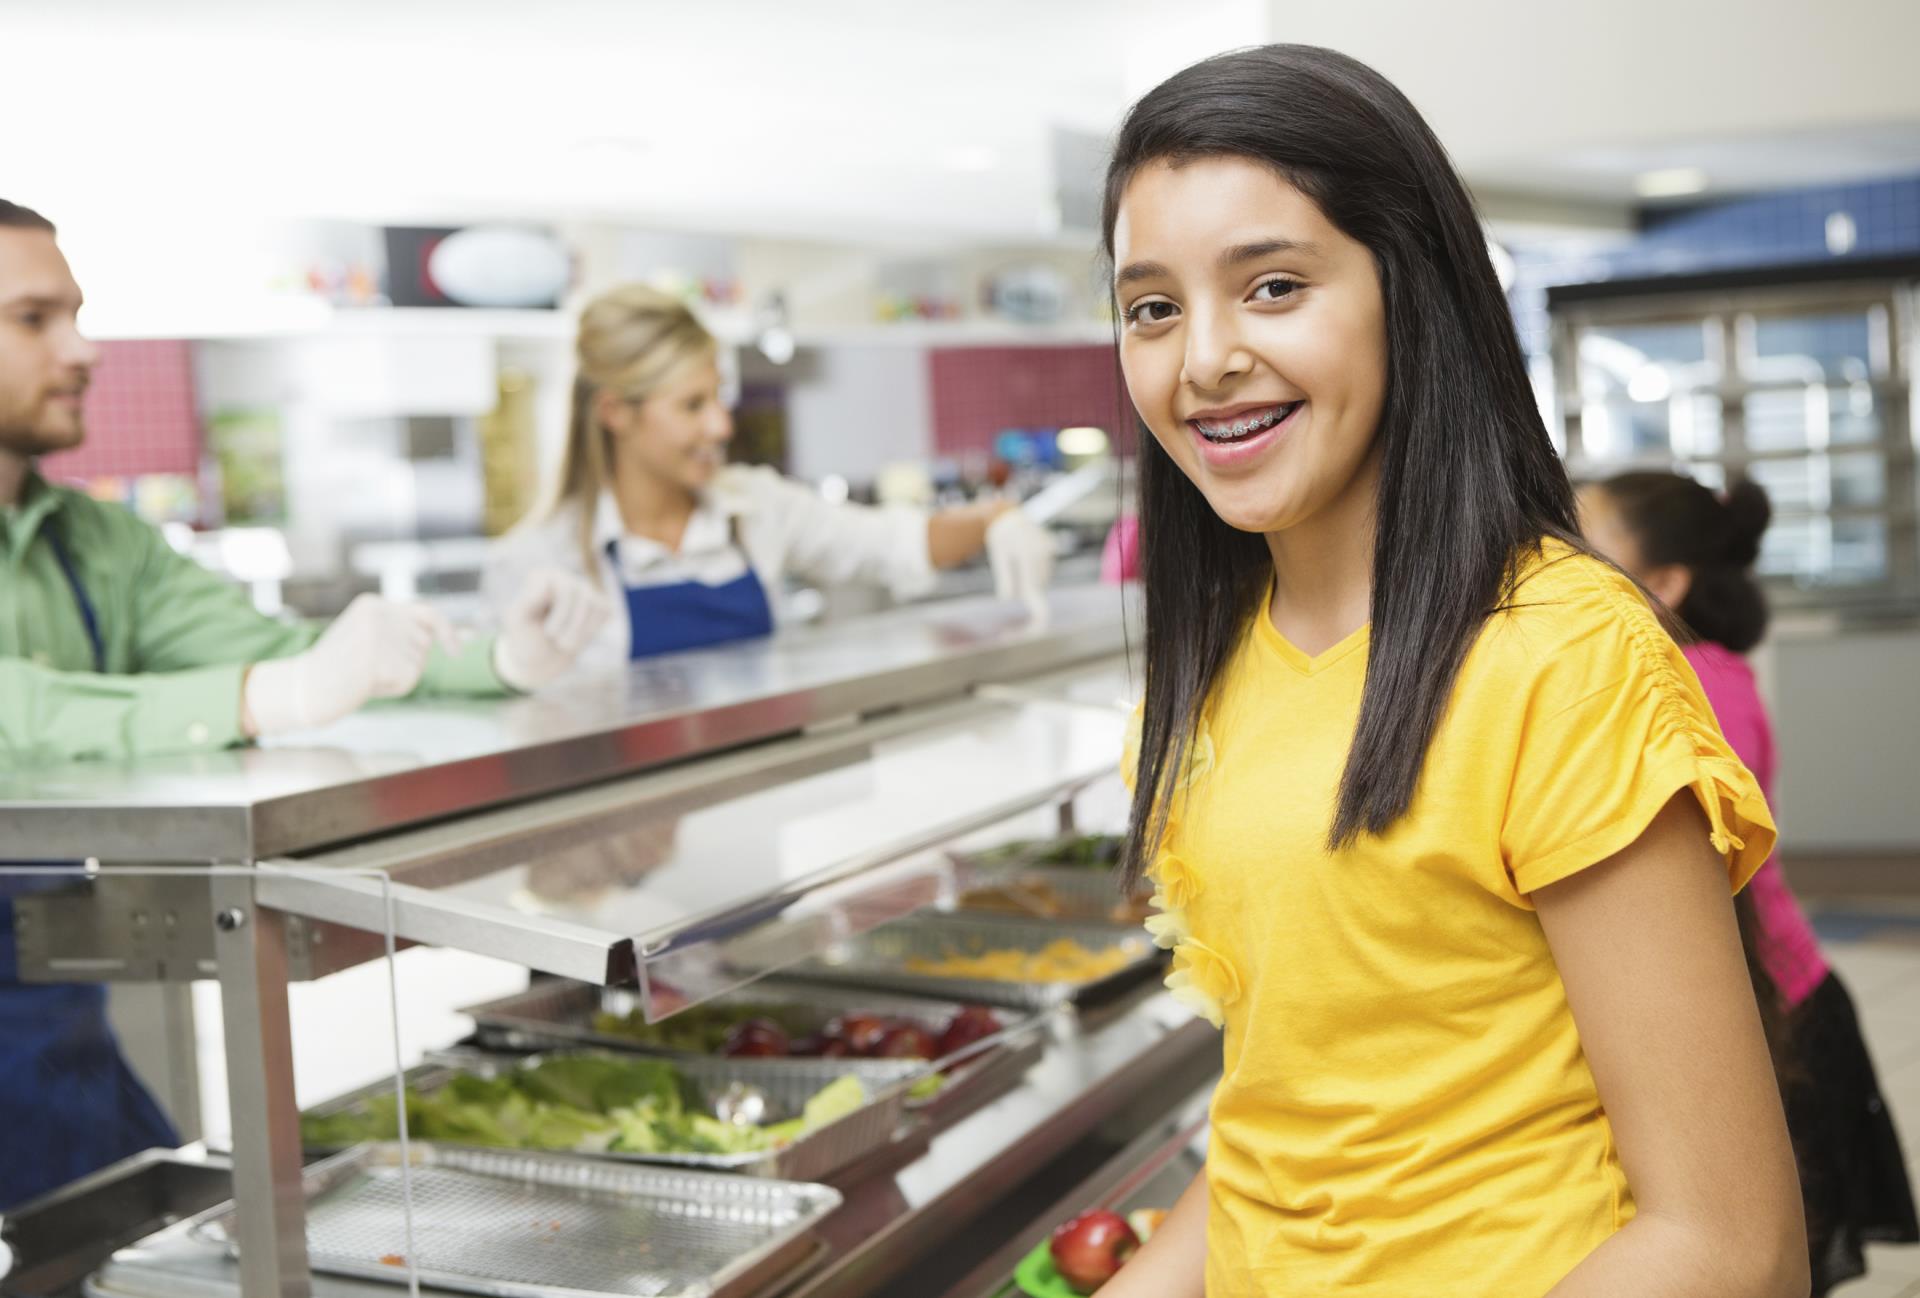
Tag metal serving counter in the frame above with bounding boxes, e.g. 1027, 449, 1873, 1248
0, 586, 1226, 1298
0, 584, 1132, 862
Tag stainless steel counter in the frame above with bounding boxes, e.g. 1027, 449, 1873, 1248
3, 587, 1149, 1298
0, 586, 1132, 862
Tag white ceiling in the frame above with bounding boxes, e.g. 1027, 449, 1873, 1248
3, 0, 1262, 242
6, 0, 1919, 244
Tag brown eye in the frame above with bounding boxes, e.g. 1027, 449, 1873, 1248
1251, 278, 1301, 303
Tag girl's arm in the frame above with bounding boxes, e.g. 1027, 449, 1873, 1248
1538, 794, 1807, 1298
1085, 1166, 1208, 1298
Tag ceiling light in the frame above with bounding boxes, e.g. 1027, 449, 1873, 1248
1633, 167, 1709, 200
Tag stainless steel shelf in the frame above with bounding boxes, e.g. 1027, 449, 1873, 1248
0, 586, 1130, 862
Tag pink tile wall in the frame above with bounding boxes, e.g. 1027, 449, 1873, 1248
928, 344, 1134, 457
41, 340, 200, 480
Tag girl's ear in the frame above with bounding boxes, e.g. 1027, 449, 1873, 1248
1645, 563, 1693, 611
596, 390, 635, 439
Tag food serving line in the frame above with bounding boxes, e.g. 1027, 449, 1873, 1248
0, 586, 1220, 1298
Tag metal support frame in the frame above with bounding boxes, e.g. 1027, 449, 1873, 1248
209, 872, 310, 1298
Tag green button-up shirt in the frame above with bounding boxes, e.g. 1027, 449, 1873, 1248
1, 472, 507, 763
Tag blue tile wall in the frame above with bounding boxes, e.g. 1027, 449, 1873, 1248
1506, 171, 1920, 360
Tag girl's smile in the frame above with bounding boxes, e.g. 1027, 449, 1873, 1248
1185, 399, 1305, 469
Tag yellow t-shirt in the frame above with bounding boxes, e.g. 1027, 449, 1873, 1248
1129, 542, 1774, 1297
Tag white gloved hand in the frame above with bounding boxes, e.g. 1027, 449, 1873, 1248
244, 594, 456, 736
986, 507, 1056, 628
493, 567, 613, 692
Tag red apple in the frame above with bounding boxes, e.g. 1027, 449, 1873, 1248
828, 1013, 890, 1056
720, 1018, 789, 1057
874, 1023, 938, 1059
935, 1006, 1001, 1064
1049, 1210, 1138, 1293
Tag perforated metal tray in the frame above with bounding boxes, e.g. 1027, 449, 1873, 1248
788, 914, 1162, 1011
460, 979, 1049, 1112
304, 1049, 913, 1183
190, 1142, 840, 1298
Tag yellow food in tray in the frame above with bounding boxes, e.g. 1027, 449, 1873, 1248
905, 938, 1135, 984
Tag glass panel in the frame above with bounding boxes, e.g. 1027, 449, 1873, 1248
1827, 383, 1884, 447
1746, 456, 1822, 513
1746, 453, 1887, 513
430, 693, 1131, 1017
1576, 321, 1721, 462
1830, 516, 1890, 586
1758, 514, 1889, 588
1742, 311, 1876, 384
1757, 515, 1821, 582
1830, 453, 1888, 509
1743, 387, 1883, 452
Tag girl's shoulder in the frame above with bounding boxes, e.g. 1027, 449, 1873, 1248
1465, 537, 1678, 704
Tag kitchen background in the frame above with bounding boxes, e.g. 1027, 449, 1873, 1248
10, 2, 1920, 1249
12, 0, 1919, 856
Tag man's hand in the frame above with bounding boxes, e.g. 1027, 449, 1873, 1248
242, 594, 456, 735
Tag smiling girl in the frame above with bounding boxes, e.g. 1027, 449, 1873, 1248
1099, 47, 1806, 1297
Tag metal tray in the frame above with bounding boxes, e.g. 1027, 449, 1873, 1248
951, 866, 1154, 925
303, 1049, 913, 1184
460, 979, 1049, 1112
190, 1142, 840, 1298
949, 833, 1124, 875
786, 914, 1163, 1012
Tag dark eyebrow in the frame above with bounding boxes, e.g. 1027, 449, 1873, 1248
1114, 260, 1170, 289
1220, 238, 1320, 268
1115, 238, 1321, 292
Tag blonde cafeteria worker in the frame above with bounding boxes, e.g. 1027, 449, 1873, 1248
482, 284, 1055, 668
0, 199, 608, 1207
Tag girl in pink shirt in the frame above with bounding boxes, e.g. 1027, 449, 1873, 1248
1582, 471, 1918, 1296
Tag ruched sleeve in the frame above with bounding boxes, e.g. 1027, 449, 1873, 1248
1498, 563, 1775, 902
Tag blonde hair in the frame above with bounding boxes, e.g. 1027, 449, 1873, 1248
549, 283, 717, 578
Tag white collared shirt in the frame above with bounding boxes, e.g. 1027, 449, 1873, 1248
482, 465, 935, 671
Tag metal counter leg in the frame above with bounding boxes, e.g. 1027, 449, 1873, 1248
211, 875, 312, 1297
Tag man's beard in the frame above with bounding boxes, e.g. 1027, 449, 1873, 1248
0, 410, 86, 458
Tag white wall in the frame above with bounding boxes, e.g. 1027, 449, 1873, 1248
1771, 626, 1920, 853
780, 346, 935, 485
1266, 0, 1920, 195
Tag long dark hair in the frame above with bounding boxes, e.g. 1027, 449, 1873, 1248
1109, 46, 1580, 882
1598, 472, 1772, 652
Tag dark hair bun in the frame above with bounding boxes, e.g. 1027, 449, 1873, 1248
1721, 477, 1771, 568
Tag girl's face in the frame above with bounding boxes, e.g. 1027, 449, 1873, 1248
1575, 486, 1646, 575
1112, 157, 1389, 536
1577, 485, 1692, 607
600, 352, 733, 496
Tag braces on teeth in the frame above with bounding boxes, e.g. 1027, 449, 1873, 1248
1201, 405, 1291, 440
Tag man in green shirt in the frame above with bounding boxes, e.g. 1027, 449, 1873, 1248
0, 198, 608, 1210
0, 198, 610, 763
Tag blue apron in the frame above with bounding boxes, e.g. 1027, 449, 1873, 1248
619, 541, 775, 659
0, 526, 177, 1211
